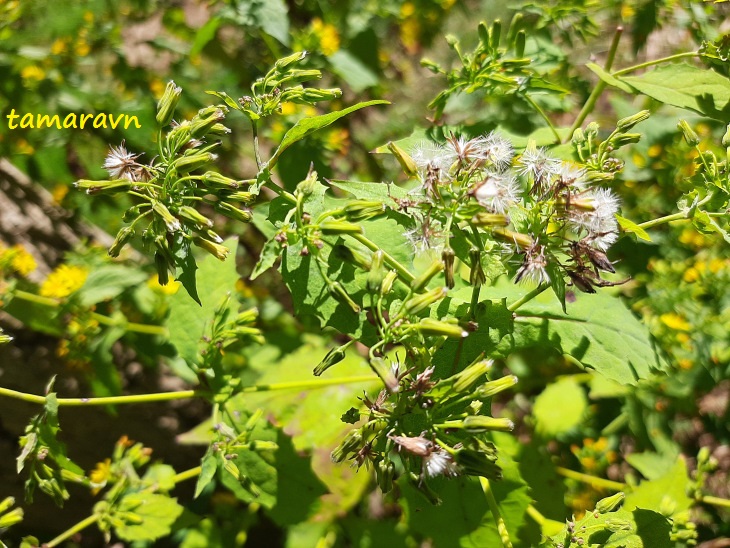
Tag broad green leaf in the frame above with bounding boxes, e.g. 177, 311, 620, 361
167, 238, 240, 367
586, 62, 634, 93
194, 449, 218, 499
626, 448, 680, 481
624, 457, 693, 516
327, 50, 378, 91
548, 508, 672, 547
77, 265, 148, 307
620, 63, 730, 121
142, 464, 177, 492
190, 17, 221, 57
251, 237, 282, 280
328, 179, 409, 201
533, 377, 588, 437
617, 214, 652, 241
174, 236, 201, 305
268, 100, 389, 167
114, 493, 184, 542
256, 0, 290, 45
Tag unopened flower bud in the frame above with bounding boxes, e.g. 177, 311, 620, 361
459, 415, 515, 433
156, 81, 182, 127
595, 492, 625, 514
404, 287, 448, 315
616, 110, 650, 131
193, 237, 230, 261
514, 30, 526, 57
411, 260, 444, 292
300, 88, 342, 102
178, 205, 213, 228
420, 58, 441, 73
344, 201, 387, 222
108, 226, 135, 257
370, 357, 399, 393
475, 374, 519, 398
207, 123, 231, 135
414, 318, 467, 338
314, 341, 353, 376
190, 109, 226, 139
469, 247, 486, 286
453, 448, 501, 478
74, 179, 131, 195
174, 152, 218, 173
152, 201, 181, 232
678, 120, 700, 146
274, 51, 307, 71
155, 252, 170, 286
215, 201, 253, 223
328, 281, 361, 313
320, 221, 364, 235
297, 171, 318, 197
610, 132, 641, 146
0, 330, 12, 345
381, 270, 398, 295
491, 228, 533, 249
571, 128, 586, 146
471, 212, 510, 227
722, 124, 730, 147
387, 141, 418, 177
333, 244, 371, 270
442, 247, 455, 289
367, 250, 385, 293
0, 507, 23, 528
278, 69, 322, 86
450, 359, 493, 394
226, 191, 256, 204
604, 519, 631, 532
376, 460, 395, 493
585, 122, 599, 137
331, 429, 362, 463
201, 171, 239, 190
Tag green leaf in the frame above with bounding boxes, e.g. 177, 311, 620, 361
586, 62, 634, 93
167, 238, 240, 367
190, 17, 221, 57
616, 214, 652, 241
268, 100, 389, 167
620, 63, 730, 121
174, 237, 201, 305
251, 237, 282, 280
327, 50, 379, 92
625, 448, 680, 481
194, 448, 219, 498
371, 127, 430, 154
327, 179, 409, 201
256, 0, 290, 45
533, 377, 588, 437
549, 508, 672, 547
113, 493, 184, 542
624, 457, 693, 516
77, 266, 148, 307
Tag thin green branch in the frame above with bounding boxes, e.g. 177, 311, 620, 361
46, 514, 99, 548
480, 477, 513, 548
612, 51, 701, 77
506, 284, 549, 313
522, 93, 561, 144
555, 466, 625, 491
351, 233, 415, 284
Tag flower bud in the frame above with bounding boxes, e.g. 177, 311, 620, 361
616, 110, 650, 131
420, 58, 441, 73
367, 250, 385, 293
0, 330, 12, 345
442, 247, 455, 289
215, 201, 253, 223
344, 201, 387, 222
225, 191, 256, 204
381, 270, 398, 295
404, 287, 448, 315
469, 247, 486, 286
678, 120, 700, 146
297, 171, 318, 197
515, 30, 525, 57
155, 252, 169, 286
300, 88, 342, 102
490, 20, 501, 50
411, 260, 444, 292
274, 51, 307, 71
193, 236, 230, 261
190, 109, 226, 139
595, 492, 625, 514
459, 416, 515, 433
370, 357, 399, 393
571, 128, 586, 146
471, 212, 510, 227
178, 205, 213, 228
413, 318, 467, 338
152, 201, 181, 232
201, 171, 239, 190
610, 132, 642, 146
450, 359, 493, 394
0, 497, 16, 515
314, 341, 353, 376
722, 124, 730, 147
0, 507, 23, 528
604, 519, 631, 532
387, 141, 418, 177
453, 448, 501, 478
74, 179, 131, 195
208, 123, 232, 136
491, 228, 533, 249
585, 122, 600, 137
156, 81, 182, 127
333, 244, 371, 270
475, 375, 519, 398
174, 152, 218, 173
278, 69, 322, 86
331, 429, 362, 463
320, 221, 364, 235
108, 226, 135, 257
376, 460, 395, 493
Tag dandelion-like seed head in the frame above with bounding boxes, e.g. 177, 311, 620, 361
515, 243, 551, 286
568, 187, 620, 246
406, 216, 446, 254
446, 134, 489, 165
557, 163, 587, 190
410, 140, 454, 174
473, 172, 520, 213
483, 132, 514, 171
103, 143, 142, 181
517, 147, 561, 191
424, 448, 461, 477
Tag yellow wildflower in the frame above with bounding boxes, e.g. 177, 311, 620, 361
678, 359, 693, 370
74, 39, 90, 57
400, 18, 421, 52
709, 258, 725, 273
683, 267, 699, 283
83, 10, 94, 23
147, 274, 180, 295
89, 458, 112, 494
311, 18, 340, 56
149, 78, 166, 98
50, 38, 68, 55
660, 312, 690, 332
20, 65, 45, 82
647, 144, 662, 158
9, 245, 36, 276
51, 184, 69, 204
39, 264, 88, 299
280, 102, 298, 116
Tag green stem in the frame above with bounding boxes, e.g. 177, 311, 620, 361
46, 514, 99, 548
701, 495, 730, 510
555, 466, 626, 491
526, 504, 564, 531
612, 51, 700, 77
480, 477, 513, 548
171, 466, 202, 485
506, 284, 549, 313
567, 25, 623, 142
252, 120, 263, 170
636, 211, 686, 230
351, 233, 415, 284
0, 376, 379, 407
522, 94, 561, 144
263, 179, 296, 204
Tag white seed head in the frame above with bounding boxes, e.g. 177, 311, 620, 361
473, 172, 520, 213
517, 147, 561, 181
424, 448, 460, 477
103, 143, 141, 181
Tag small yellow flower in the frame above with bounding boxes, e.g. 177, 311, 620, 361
39, 264, 88, 299
89, 458, 112, 494
660, 312, 691, 332
647, 144, 662, 158
147, 275, 180, 295
280, 102, 298, 116
149, 78, 166, 98
678, 358, 693, 370
50, 38, 69, 55
709, 258, 725, 273
51, 184, 69, 204
74, 39, 90, 57
311, 18, 340, 55
683, 267, 699, 283
9, 245, 36, 277
20, 65, 45, 82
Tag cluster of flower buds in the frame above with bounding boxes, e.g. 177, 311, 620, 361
75, 81, 255, 286
330, 357, 516, 497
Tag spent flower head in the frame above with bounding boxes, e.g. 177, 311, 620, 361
103, 143, 144, 182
